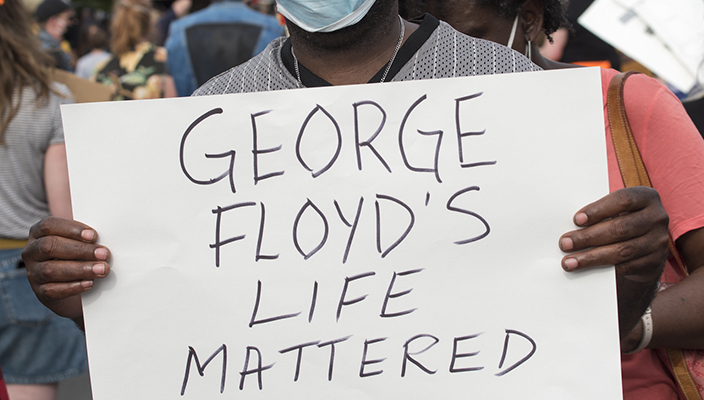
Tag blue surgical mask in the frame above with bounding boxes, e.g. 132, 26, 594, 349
276, 0, 377, 33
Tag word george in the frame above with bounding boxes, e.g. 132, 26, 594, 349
179, 92, 495, 193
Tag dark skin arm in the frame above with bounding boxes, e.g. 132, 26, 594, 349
558, 186, 669, 340
22, 217, 111, 328
620, 227, 704, 351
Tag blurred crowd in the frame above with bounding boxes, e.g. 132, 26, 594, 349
15, 0, 704, 105
22, 0, 284, 100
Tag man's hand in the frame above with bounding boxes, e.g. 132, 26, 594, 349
22, 217, 111, 323
558, 186, 668, 338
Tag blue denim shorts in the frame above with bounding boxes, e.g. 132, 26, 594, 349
0, 248, 88, 384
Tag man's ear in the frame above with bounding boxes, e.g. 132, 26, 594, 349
520, 0, 544, 42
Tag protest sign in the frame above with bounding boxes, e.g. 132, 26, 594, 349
61, 67, 621, 400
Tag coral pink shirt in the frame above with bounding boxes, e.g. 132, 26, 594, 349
600, 68, 704, 400
602, 68, 704, 241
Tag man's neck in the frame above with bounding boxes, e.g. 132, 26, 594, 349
289, 16, 418, 85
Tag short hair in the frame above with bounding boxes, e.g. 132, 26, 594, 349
399, 0, 569, 40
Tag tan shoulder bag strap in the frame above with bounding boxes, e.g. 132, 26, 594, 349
607, 71, 651, 187
607, 71, 701, 400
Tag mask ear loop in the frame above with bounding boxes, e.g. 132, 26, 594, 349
506, 14, 519, 49
525, 39, 532, 60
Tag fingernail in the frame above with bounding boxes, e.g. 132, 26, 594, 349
81, 229, 95, 241
563, 258, 578, 271
81, 280, 94, 288
94, 247, 108, 260
561, 237, 574, 251
575, 213, 588, 226
92, 263, 106, 276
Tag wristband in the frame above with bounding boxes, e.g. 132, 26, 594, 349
626, 307, 653, 354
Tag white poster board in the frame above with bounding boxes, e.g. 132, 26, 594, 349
62, 67, 621, 400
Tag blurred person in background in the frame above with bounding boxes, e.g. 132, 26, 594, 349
164, 0, 284, 96
34, 0, 75, 72
75, 23, 111, 80
155, 0, 192, 46
0, 0, 88, 398
62, 7, 81, 65
94, 0, 177, 100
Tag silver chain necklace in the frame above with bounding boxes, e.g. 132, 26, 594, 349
291, 15, 406, 88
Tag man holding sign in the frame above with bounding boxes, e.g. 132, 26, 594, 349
22, 0, 672, 397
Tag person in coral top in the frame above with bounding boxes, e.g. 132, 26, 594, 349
400, 0, 704, 398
